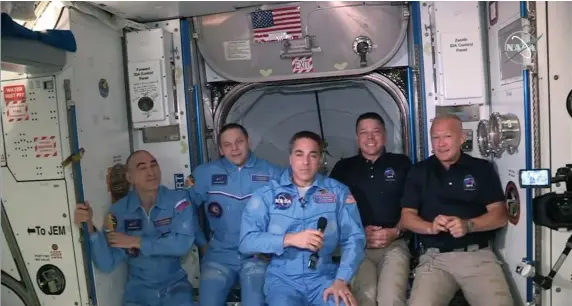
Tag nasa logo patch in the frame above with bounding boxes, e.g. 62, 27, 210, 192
124, 219, 142, 231
212, 174, 228, 185
208, 202, 223, 218
274, 192, 293, 210
384, 168, 396, 181
463, 175, 477, 191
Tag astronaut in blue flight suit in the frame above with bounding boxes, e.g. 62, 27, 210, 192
188, 123, 283, 306
74, 150, 196, 306
239, 131, 365, 306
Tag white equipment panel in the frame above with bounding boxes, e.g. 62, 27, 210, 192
1, 77, 64, 180
2, 167, 82, 305
126, 28, 177, 129
432, 2, 486, 106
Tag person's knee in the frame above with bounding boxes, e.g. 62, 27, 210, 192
241, 260, 267, 291
200, 261, 233, 287
199, 261, 235, 303
351, 283, 377, 306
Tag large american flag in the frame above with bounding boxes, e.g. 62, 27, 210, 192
250, 6, 302, 43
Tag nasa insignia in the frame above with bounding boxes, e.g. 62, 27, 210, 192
208, 202, 223, 218
212, 174, 228, 185
124, 219, 142, 231
384, 168, 396, 181
274, 192, 293, 210
463, 175, 477, 191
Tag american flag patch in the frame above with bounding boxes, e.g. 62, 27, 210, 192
175, 200, 191, 212
250, 6, 303, 43
345, 194, 356, 204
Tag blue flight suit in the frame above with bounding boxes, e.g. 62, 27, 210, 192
238, 169, 366, 306
90, 185, 196, 306
188, 153, 282, 306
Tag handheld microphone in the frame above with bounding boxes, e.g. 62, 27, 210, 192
308, 217, 327, 270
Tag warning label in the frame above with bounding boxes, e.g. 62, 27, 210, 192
292, 57, 313, 73
34, 136, 58, 158
3, 85, 29, 122
50, 250, 62, 260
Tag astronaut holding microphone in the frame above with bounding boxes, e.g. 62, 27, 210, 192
239, 131, 366, 306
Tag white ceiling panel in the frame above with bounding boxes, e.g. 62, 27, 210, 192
88, 1, 288, 22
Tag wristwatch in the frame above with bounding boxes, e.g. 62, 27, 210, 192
466, 220, 475, 233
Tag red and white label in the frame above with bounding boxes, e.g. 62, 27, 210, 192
50, 250, 62, 260
292, 56, 313, 73
34, 136, 58, 158
3, 85, 29, 122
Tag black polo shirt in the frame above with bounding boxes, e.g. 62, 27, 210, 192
401, 153, 505, 249
330, 152, 412, 228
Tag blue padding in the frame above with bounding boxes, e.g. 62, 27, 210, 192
1, 13, 77, 52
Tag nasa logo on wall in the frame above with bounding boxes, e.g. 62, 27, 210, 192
274, 192, 293, 210
505, 181, 520, 225
384, 168, 396, 181
208, 202, 223, 218
463, 175, 477, 191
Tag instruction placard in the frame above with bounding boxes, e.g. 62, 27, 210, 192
223, 40, 252, 61
439, 32, 484, 100
3, 85, 29, 122
129, 60, 162, 104
34, 136, 58, 158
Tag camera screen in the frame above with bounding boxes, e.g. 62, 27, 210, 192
519, 169, 551, 188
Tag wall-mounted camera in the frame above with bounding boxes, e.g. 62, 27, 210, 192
516, 164, 572, 290
522, 165, 572, 231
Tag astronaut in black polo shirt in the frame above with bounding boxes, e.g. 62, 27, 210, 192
330, 112, 412, 306
401, 114, 513, 306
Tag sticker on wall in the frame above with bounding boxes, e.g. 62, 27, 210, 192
98, 78, 109, 98
292, 56, 313, 73
505, 181, 520, 225
174, 173, 185, 189
3, 84, 30, 122
260, 69, 273, 77
34, 136, 58, 158
334, 62, 348, 70
50, 244, 62, 260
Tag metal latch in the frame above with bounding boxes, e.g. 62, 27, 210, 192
280, 35, 321, 59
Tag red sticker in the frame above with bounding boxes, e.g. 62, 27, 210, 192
3, 85, 29, 122
34, 136, 58, 158
292, 56, 313, 73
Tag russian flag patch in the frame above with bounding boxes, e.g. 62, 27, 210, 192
175, 200, 191, 212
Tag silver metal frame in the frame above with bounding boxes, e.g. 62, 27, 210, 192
211, 72, 411, 157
